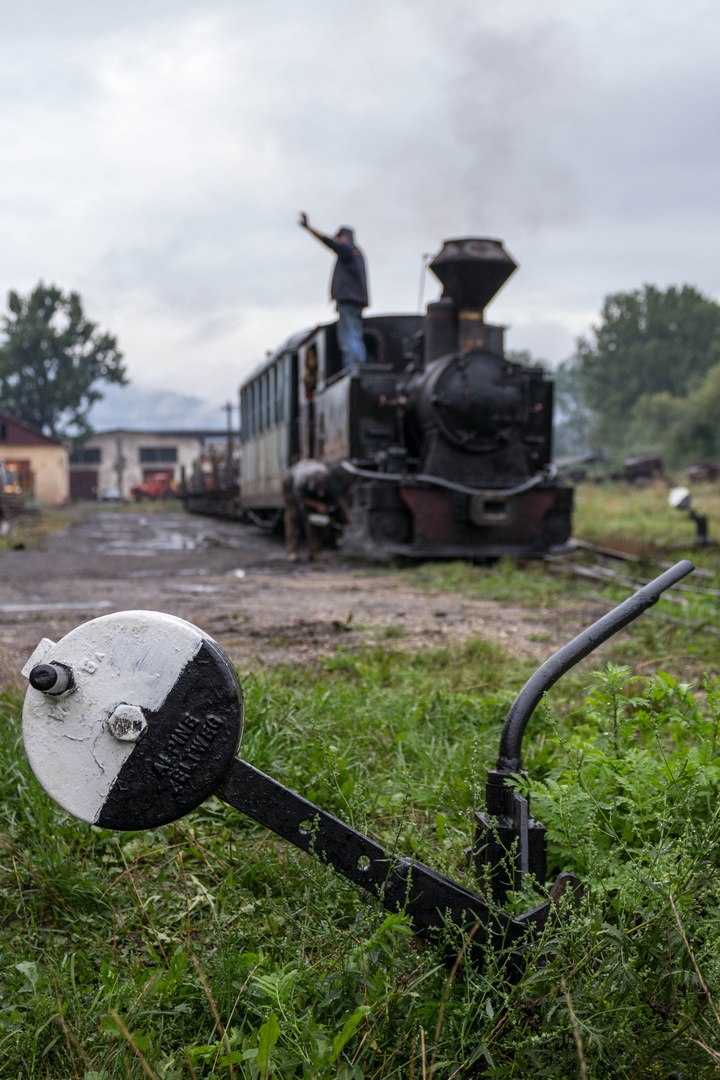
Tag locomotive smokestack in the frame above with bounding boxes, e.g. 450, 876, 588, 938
429, 238, 517, 312
427, 238, 518, 356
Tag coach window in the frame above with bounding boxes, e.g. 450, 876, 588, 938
275, 360, 284, 422
281, 357, 289, 422
304, 343, 319, 398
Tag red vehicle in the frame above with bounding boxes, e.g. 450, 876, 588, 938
131, 472, 177, 501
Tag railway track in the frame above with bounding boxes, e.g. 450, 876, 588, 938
544, 539, 720, 630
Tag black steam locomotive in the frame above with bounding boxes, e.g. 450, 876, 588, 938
186, 238, 573, 558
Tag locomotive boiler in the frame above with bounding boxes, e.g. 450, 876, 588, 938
205, 237, 573, 558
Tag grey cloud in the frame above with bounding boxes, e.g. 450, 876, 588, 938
190, 313, 245, 344
1, 0, 719, 416
89, 383, 227, 431
89, 11, 590, 318
2, 0, 265, 37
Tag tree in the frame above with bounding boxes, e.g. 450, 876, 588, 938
552, 359, 594, 456
0, 283, 127, 437
665, 353, 720, 463
575, 284, 720, 446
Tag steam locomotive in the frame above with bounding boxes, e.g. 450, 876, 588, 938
188, 238, 573, 558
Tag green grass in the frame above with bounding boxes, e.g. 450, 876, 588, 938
574, 480, 720, 549
94, 499, 185, 514
3, 625, 720, 1077
0, 506, 80, 551
4, 486, 720, 1075
386, 478, 720, 686
402, 556, 574, 607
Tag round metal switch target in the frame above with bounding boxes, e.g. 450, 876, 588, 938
21, 611, 243, 830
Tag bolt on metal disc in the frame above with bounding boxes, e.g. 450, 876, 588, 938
21, 611, 243, 830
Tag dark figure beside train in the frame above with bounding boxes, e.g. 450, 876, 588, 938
183, 238, 573, 559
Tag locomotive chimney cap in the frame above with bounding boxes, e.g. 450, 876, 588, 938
429, 238, 518, 313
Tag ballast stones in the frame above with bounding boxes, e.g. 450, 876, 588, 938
21, 611, 243, 830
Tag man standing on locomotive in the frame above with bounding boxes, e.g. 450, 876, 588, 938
298, 213, 369, 368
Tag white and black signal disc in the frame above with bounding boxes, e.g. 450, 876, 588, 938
21, 611, 243, 830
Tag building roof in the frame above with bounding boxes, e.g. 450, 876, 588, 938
89, 428, 229, 440
0, 413, 65, 447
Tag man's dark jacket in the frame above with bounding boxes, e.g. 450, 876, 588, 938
318, 236, 369, 307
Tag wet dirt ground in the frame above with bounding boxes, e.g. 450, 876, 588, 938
0, 507, 580, 687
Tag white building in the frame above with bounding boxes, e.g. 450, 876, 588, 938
68, 429, 218, 500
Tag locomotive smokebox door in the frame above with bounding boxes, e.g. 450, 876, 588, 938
21, 611, 243, 831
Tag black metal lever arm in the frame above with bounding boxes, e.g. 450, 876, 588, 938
216, 757, 395, 899
216, 757, 531, 956
495, 559, 695, 774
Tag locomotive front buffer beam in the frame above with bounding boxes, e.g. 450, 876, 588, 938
20, 561, 693, 978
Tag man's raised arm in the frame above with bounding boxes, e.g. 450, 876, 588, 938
298, 212, 341, 253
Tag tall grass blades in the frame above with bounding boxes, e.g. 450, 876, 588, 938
1, 634, 720, 1076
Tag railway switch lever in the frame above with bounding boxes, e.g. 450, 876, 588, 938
669, 487, 711, 546
20, 562, 694, 976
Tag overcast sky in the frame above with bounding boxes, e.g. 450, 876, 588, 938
2, 0, 719, 429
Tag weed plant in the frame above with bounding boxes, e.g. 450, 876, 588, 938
2, 629, 720, 1077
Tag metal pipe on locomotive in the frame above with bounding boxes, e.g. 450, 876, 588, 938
185, 237, 574, 558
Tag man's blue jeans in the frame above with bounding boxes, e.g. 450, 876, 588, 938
337, 301, 367, 367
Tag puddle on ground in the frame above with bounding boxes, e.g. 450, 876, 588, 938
165, 584, 225, 594
86, 531, 199, 555
50, 511, 280, 562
